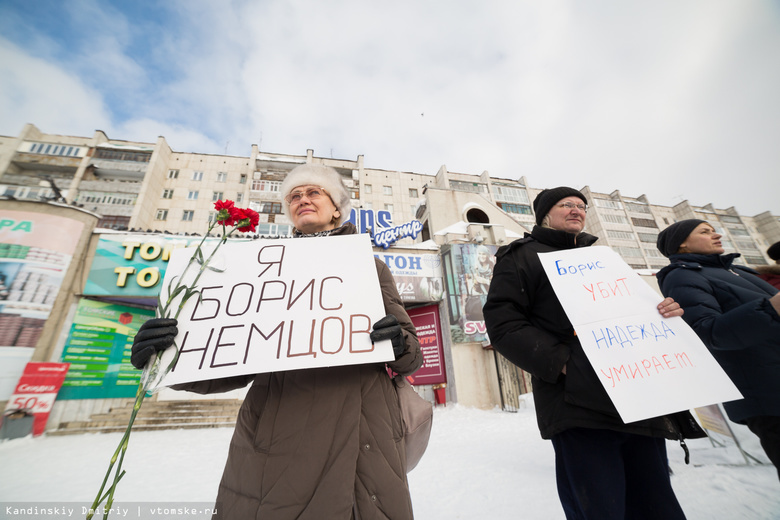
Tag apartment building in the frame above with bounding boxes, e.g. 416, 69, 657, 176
1, 123, 778, 426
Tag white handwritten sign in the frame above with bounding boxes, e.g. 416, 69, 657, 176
539, 246, 741, 423
153, 233, 394, 387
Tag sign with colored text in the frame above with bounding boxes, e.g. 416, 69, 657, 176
538, 246, 741, 423
4, 362, 70, 436
153, 233, 394, 387
408, 305, 446, 385
58, 299, 156, 399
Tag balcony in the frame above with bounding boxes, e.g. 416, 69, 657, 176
89, 158, 148, 180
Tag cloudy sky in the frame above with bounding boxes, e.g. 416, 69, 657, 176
1, 0, 778, 215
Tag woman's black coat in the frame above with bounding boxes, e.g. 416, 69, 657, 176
657, 252, 780, 423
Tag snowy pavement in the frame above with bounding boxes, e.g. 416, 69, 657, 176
0, 400, 778, 519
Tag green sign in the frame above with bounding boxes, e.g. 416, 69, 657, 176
58, 299, 155, 399
84, 234, 194, 296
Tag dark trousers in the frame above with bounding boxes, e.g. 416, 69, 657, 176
550, 428, 686, 520
745, 415, 780, 480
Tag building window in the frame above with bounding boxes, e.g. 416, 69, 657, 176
364, 184, 372, 194
168, 169, 179, 179
155, 209, 168, 221
162, 189, 174, 199
236, 193, 243, 202
409, 188, 418, 198
259, 202, 283, 214
384, 204, 394, 212
451, 180, 487, 194
728, 227, 750, 236
643, 247, 664, 258
616, 246, 644, 257
498, 203, 533, 215
631, 217, 658, 228
251, 179, 281, 192
383, 186, 393, 196
192, 171, 204, 181
638, 232, 658, 243
213, 191, 224, 202
94, 148, 151, 162
493, 185, 530, 204
624, 202, 651, 214
364, 202, 373, 210
744, 256, 769, 265
240, 174, 247, 184
187, 190, 199, 200
182, 210, 194, 221
594, 198, 623, 210
607, 230, 635, 241
720, 215, 741, 224
217, 172, 227, 182
601, 214, 628, 225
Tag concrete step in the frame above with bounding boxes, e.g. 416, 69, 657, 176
49, 399, 242, 436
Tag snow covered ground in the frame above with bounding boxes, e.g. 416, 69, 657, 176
1, 398, 778, 519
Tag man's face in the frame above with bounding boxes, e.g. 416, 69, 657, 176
546, 196, 587, 234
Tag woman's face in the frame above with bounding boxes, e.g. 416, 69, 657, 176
679, 223, 725, 255
287, 185, 340, 234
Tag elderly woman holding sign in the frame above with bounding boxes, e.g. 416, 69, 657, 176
131, 164, 423, 519
656, 219, 780, 479
483, 187, 704, 520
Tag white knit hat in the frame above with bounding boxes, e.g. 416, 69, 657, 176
280, 164, 352, 225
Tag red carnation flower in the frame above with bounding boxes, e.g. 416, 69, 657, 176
214, 199, 236, 225
236, 208, 259, 233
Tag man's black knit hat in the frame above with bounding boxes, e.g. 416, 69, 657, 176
656, 219, 707, 257
532, 187, 588, 226
767, 241, 780, 261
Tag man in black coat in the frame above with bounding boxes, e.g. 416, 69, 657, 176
484, 187, 702, 520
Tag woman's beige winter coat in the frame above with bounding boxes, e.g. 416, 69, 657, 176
173, 224, 423, 519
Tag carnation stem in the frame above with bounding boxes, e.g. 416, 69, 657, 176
86, 214, 247, 518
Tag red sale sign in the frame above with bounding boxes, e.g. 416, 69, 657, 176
4, 362, 70, 436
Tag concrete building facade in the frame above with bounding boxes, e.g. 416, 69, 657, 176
1, 123, 778, 432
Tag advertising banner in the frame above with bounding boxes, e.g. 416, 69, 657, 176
152, 233, 394, 388
443, 244, 498, 343
538, 246, 741, 423
407, 305, 446, 385
0, 210, 84, 400
374, 252, 443, 302
58, 299, 155, 399
4, 362, 70, 435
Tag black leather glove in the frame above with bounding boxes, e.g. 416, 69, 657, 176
370, 315, 405, 358
130, 318, 178, 369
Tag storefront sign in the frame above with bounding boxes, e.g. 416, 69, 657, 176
347, 208, 423, 249
538, 246, 741, 423
84, 234, 191, 296
408, 305, 446, 385
58, 299, 155, 399
4, 362, 70, 436
374, 252, 443, 302
152, 233, 394, 388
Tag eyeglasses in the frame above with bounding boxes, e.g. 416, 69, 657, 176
557, 202, 588, 212
284, 186, 329, 205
